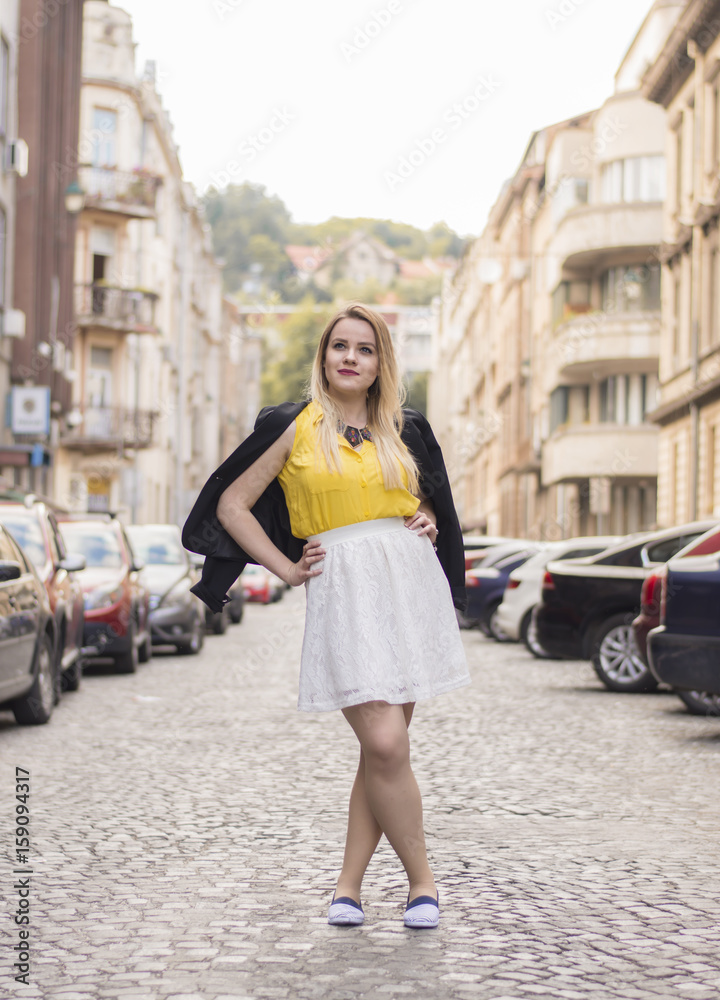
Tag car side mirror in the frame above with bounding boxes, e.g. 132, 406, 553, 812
0, 560, 22, 583
58, 552, 86, 573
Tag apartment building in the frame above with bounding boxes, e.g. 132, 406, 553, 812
3, 0, 85, 492
53, 0, 240, 525
433, 0, 680, 538
643, 0, 720, 522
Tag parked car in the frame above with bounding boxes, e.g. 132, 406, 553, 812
495, 536, 619, 655
632, 523, 720, 665
0, 523, 57, 725
462, 535, 518, 570
536, 521, 717, 693
0, 501, 87, 692
227, 577, 246, 623
647, 551, 720, 716
126, 524, 207, 655
464, 546, 541, 636
57, 515, 151, 673
240, 564, 285, 605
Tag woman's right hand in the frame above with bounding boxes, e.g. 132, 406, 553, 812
285, 539, 325, 586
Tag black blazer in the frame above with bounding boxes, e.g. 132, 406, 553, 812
182, 401, 467, 612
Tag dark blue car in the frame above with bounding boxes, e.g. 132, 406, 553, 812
647, 552, 720, 716
463, 546, 540, 637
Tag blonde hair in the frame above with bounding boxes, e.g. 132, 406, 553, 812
309, 303, 420, 494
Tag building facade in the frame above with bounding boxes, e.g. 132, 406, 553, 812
3, 0, 85, 492
53, 0, 244, 526
643, 0, 720, 522
432, 1, 682, 538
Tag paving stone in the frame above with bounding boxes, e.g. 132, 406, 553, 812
2, 590, 719, 1000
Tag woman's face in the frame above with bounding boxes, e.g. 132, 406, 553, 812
323, 317, 379, 399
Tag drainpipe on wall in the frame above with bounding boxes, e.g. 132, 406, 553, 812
688, 38, 703, 520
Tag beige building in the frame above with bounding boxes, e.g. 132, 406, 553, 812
643, 0, 720, 522
432, 1, 682, 538
54, 1, 245, 526
0, 0, 21, 467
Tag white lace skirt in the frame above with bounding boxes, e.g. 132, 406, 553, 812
298, 516, 470, 712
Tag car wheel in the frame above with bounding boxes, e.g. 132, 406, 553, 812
521, 607, 557, 660
62, 657, 83, 693
591, 614, 658, 693
212, 607, 229, 635
12, 633, 55, 725
114, 623, 139, 674
481, 600, 502, 638
229, 602, 243, 625
677, 690, 720, 716
488, 603, 511, 641
177, 615, 205, 655
138, 632, 152, 663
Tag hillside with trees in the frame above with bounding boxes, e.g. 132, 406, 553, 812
201, 182, 466, 305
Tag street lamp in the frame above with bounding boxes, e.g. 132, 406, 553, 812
64, 180, 85, 214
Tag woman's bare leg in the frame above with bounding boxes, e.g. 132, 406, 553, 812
334, 701, 434, 903
334, 703, 415, 901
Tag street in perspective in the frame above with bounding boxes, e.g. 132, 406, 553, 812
2, 588, 719, 1000
3, 0, 720, 998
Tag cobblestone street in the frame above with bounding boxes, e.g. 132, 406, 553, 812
2, 586, 720, 1000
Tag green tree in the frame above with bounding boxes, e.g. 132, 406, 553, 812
404, 372, 428, 415
261, 300, 333, 405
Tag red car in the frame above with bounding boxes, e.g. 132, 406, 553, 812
632, 523, 720, 662
57, 516, 151, 674
0, 500, 87, 693
240, 564, 284, 604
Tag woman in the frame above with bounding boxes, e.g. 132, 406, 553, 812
214, 303, 470, 929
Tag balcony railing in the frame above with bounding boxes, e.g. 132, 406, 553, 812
74, 284, 159, 333
61, 407, 156, 451
78, 165, 161, 217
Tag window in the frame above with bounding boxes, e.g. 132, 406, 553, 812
599, 156, 665, 203
675, 123, 683, 211
601, 264, 661, 312
672, 268, 681, 364
91, 108, 117, 167
551, 176, 589, 225
552, 280, 591, 327
709, 247, 719, 348
549, 387, 569, 432
0, 36, 8, 138
0, 206, 5, 311
714, 85, 720, 169
708, 424, 718, 515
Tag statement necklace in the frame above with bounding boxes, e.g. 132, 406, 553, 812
338, 420, 373, 447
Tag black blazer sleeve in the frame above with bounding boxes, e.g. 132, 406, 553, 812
181, 401, 308, 612
401, 408, 467, 612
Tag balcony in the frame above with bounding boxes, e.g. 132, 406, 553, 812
78, 165, 161, 219
553, 310, 660, 382
60, 407, 156, 452
74, 284, 159, 334
551, 202, 663, 270
541, 424, 658, 486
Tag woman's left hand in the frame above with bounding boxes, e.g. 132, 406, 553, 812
404, 511, 438, 546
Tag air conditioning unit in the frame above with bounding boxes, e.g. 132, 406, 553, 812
3, 308, 26, 338
6, 139, 29, 177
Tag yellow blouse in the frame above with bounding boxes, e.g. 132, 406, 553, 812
277, 401, 420, 538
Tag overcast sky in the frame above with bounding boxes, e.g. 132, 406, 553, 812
115, 0, 656, 238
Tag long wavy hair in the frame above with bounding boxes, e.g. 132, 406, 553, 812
309, 303, 420, 494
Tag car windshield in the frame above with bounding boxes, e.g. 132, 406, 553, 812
0, 515, 46, 569
60, 525, 123, 568
127, 529, 185, 565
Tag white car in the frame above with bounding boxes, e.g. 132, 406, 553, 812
495, 536, 620, 654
